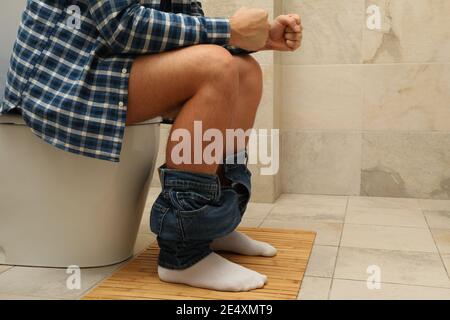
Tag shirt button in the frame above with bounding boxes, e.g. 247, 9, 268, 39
122, 68, 128, 74
118, 102, 124, 108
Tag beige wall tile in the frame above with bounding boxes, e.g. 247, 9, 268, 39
363, 64, 450, 131
298, 276, 332, 300
283, 0, 365, 65
341, 224, 438, 253
0, 265, 12, 275
364, 0, 450, 63
202, 0, 274, 18
281, 131, 361, 195
330, 279, 450, 300
282, 65, 363, 131
335, 247, 450, 288
362, 133, 450, 200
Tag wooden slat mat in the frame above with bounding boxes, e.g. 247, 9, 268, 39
83, 228, 316, 300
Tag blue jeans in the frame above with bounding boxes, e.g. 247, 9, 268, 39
150, 150, 252, 270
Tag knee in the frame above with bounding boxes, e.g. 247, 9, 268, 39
238, 56, 263, 100
198, 45, 239, 87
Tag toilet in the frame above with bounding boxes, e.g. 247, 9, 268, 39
0, 0, 162, 268
0, 111, 161, 267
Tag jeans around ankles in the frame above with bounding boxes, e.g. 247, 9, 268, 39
150, 150, 252, 270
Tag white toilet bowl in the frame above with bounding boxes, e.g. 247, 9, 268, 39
0, 112, 161, 267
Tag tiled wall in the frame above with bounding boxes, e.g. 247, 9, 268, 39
281, 0, 450, 200
152, 0, 450, 201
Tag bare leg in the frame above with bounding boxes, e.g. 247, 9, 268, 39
127, 45, 267, 291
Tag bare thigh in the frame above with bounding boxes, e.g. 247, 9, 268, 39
126, 45, 225, 125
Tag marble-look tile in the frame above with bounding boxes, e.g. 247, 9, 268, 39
239, 218, 263, 228
419, 199, 450, 211
298, 277, 332, 300
362, 64, 450, 131
254, 64, 277, 130
346, 207, 427, 228
431, 229, 450, 254
361, 132, 450, 200
268, 204, 345, 224
305, 245, 338, 278
283, 0, 365, 64
424, 211, 450, 229
276, 194, 348, 207
0, 265, 12, 275
281, 131, 361, 196
0, 294, 62, 300
330, 279, 450, 300
138, 213, 151, 235
282, 65, 363, 131
363, 0, 450, 63
442, 254, 450, 277
0, 265, 122, 299
249, 162, 278, 204
348, 196, 419, 209
261, 220, 342, 246
341, 224, 437, 253
335, 247, 450, 288
244, 202, 275, 220
202, 0, 274, 19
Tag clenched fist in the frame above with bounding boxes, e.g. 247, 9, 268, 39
264, 14, 303, 52
229, 7, 270, 51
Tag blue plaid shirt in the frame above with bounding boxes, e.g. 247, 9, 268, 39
1, 0, 248, 162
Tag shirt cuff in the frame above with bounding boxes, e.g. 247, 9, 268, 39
203, 17, 231, 45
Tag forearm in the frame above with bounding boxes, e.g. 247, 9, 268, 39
88, 0, 231, 54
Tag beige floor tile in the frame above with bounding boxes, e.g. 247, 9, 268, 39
268, 204, 345, 223
261, 220, 342, 246
330, 279, 450, 300
276, 194, 348, 208
419, 199, 450, 211
138, 213, 151, 234
431, 229, 450, 254
329, 279, 450, 300
0, 265, 122, 299
0, 294, 61, 300
442, 254, 450, 277
348, 196, 420, 210
134, 233, 156, 256
239, 218, 263, 228
297, 277, 332, 300
243, 202, 275, 220
305, 246, 338, 278
346, 207, 428, 228
341, 224, 437, 253
424, 211, 450, 229
335, 247, 450, 288
0, 265, 12, 275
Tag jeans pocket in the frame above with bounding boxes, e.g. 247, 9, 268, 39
178, 189, 242, 242
150, 202, 169, 236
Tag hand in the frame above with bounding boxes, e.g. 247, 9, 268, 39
229, 7, 270, 51
263, 14, 303, 51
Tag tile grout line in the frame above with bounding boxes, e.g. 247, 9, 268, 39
327, 196, 350, 300
422, 209, 450, 281
331, 276, 450, 290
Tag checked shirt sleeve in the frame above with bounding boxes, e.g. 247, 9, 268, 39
87, 0, 232, 54
190, 1, 255, 55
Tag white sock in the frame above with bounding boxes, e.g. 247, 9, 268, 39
211, 231, 277, 257
158, 252, 267, 292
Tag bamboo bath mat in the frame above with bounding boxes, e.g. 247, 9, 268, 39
83, 228, 316, 300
